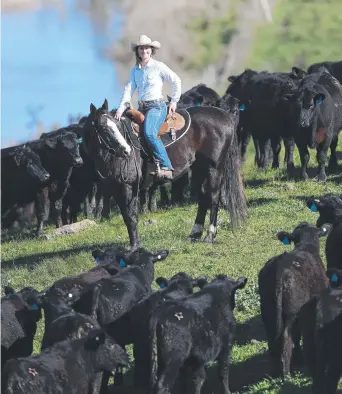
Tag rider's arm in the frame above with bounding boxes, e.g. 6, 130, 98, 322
118, 68, 137, 112
159, 63, 181, 104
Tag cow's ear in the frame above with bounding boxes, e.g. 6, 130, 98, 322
25, 295, 41, 311
101, 99, 109, 111
318, 223, 332, 238
233, 277, 248, 290
90, 103, 97, 117
92, 249, 104, 264
194, 95, 203, 106
277, 231, 292, 245
283, 93, 296, 102
152, 250, 169, 263
228, 75, 237, 83
4, 286, 15, 295
326, 269, 342, 288
45, 137, 58, 149
306, 198, 321, 212
192, 276, 208, 289
314, 93, 325, 105
291, 67, 307, 78
84, 329, 106, 350
155, 277, 169, 289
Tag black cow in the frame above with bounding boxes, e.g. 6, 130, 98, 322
149, 274, 247, 394
170, 83, 221, 110
307, 194, 342, 269
258, 222, 330, 380
308, 60, 342, 84
299, 268, 342, 394
105, 272, 207, 391
1, 146, 50, 229
1, 329, 129, 394
1, 286, 42, 370
226, 67, 306, 172
26, 131, 83, 235
284, 67, 342, 181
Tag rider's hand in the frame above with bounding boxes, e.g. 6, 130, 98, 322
115, 107, 124, 121
169, 102, 177, 114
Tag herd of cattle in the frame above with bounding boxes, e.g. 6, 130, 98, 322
1, 60, 342, 236
1, 192, 342, 393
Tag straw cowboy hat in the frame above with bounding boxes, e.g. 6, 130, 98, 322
131, 35, 161, 51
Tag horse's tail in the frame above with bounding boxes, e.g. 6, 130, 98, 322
221, 128, 248, 228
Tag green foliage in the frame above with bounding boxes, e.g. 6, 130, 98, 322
249, 0, 342, 71
184, 5, 237, 72
1, 137, 342, 392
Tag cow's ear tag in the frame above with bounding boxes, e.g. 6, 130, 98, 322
31, 304, 39, 311
310, 203, 318, 212
282, 236, 290, 245
316, 96, 323, 105
119, 259, 126, 267
195, 101, 201, 106
77, 137, 83, 143
95, 257, 100, 264
331, 273, 338, 283
239, 104, 246, 111
159, 283, 165, 289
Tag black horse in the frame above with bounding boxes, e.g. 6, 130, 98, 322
82, 99, 247, 248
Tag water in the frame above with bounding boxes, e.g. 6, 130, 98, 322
1, 0, 123, 147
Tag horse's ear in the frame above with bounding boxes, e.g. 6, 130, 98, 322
102, 99, 109, 111
90, 104, 97, 117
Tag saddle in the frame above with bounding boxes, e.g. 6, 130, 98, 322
125, 108, 186, 140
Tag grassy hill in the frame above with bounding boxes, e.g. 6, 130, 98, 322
248, 0, 342, 71
2, 137, 342, 393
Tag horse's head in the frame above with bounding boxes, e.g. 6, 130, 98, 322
84, 99, 132, 159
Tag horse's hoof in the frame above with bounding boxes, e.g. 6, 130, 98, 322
317, 174, 327, 183
188, 233, 202, 242
203, 234, 216, 244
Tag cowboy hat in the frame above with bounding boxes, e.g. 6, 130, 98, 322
131, 35, 161, 51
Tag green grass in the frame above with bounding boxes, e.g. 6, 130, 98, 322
248, 0, 342, 72
1, 137, 342, 393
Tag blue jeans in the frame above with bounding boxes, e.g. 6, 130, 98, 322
140, 102, 174, 170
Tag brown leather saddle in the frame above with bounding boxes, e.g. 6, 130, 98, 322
125, 108, 186, 139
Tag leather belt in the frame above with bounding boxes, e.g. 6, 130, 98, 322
138, 99, 164, 107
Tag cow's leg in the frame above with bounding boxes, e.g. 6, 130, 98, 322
189, 165, 209, 241
239, 127, 251, 165
115, 183, 140, 248
218, 346, 233, 394
328, 134, 339, 173
312, 342, 326, 394
253, 136, 260, 167
160, 184, 170, 207
148, 183, 159, 212
283, 136, 295, 177
316, 142, 329, 182
325, 364, 340, 394
139, 188, 149, 213
191, 364, 206, 394
291, 319, 303, 369
297, 142, 310, 180
280, 324, 293, 380
155, 361, 181, 394
257, 137, 269, 169
271, 135, 281, 169
203, 168, 222, 243
99, 371, 110, 393
35, 188, 48, 236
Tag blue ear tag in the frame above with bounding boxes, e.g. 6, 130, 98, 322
31, 304, 39, 311
331, 273, 338, 283
95, 257, 100, 264
195, 102, 201, 106
119, 259, 126, 267
159, 283, 165, 289
310, 203, 318, 212
316, 96, 323, 105
239, 104, 245, 111
77, 137, 83, 143
282, 237, 290, 245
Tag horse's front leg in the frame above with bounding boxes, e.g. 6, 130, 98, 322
115, 182, 140, 248
203, 168, 222, 243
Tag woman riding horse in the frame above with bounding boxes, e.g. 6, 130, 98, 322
115, 34, 181, 180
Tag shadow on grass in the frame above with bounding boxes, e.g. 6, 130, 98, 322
248, 197, 278, 208
0, 242, 126, 270
235, 314, 267, 345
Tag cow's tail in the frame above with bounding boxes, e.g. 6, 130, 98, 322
221, 127, 248, 228
149, 313, 160, 392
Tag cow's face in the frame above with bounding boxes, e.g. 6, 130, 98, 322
43, 281, 87, 306
45, 133, 83, 167
277, 221, 331, 246
84, 330, 129, 373
298, 90, 325, 128
15, 147, 50, 184
307, 195, 342, 227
